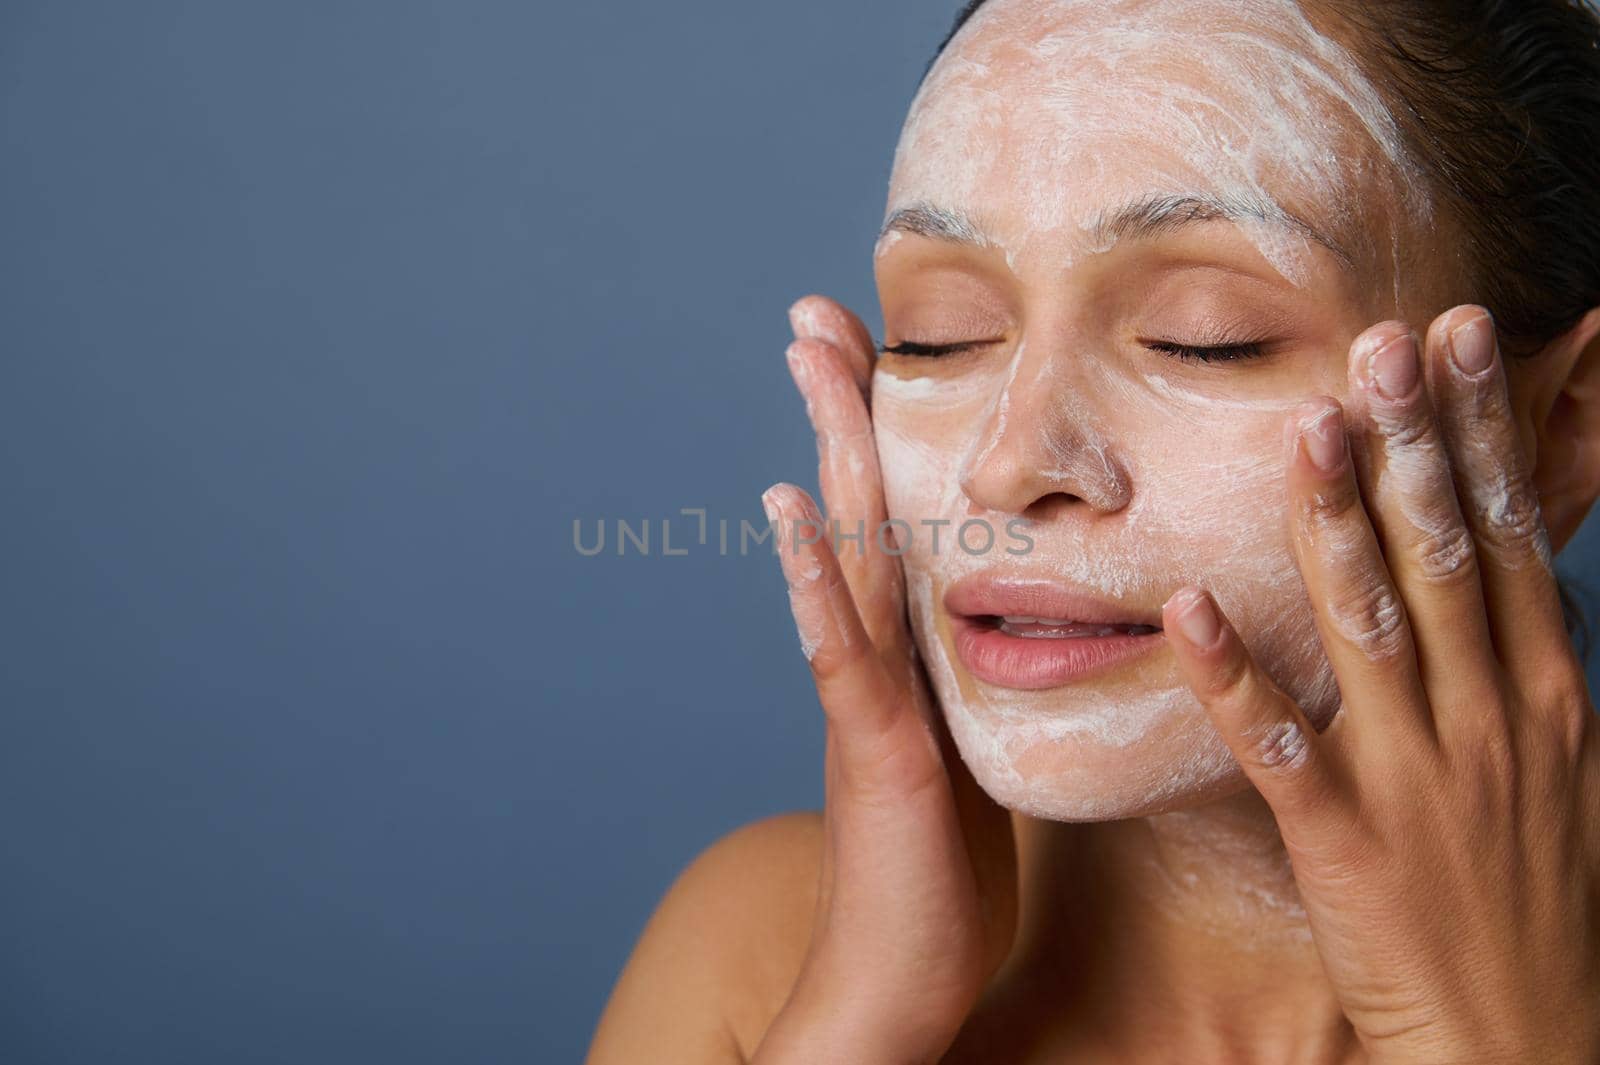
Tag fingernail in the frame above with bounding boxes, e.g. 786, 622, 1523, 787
1175, 590, 1222, 648
761, 486, 784, 531
1299, 406, 1346, 474
788, 300, 819, 340
763, 488, 805, 569
785, 344, 821, 428
1368, 332, 1419, 402
785, 341, 809, 381
1449, 314, 1495, 377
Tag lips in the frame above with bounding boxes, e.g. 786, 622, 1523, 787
943, 574, 1166, 690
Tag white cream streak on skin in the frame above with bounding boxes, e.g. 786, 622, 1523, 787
962, 339, 1030, 479
1020, 357, 1134, 508
788, 591, 824, 661
786, 541, 871, 664
791, 350, 878, 509
1456, 436, 1558, 575
884, 0, 1432, 292
1142, 373, 1306, 415
872, 368, 991, 412
765, 490, 829, 662
1137, 804, 1315, 946
873, 228, 905, 260
1370, 437, 1477, 580
787, 542, 827, 662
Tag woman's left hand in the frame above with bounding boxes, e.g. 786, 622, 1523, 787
1162, 306, 1600, 1065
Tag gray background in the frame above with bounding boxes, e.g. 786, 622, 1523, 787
2, 3, 1595, 1063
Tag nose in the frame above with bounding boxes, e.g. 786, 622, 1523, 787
957, 341, 1132, 518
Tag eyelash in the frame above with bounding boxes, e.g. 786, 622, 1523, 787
1144, 340, 1268, 364
878, 340, 985, 358
877, 339, 1268, 364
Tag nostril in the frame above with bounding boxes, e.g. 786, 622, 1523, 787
958, 416, 1131, 517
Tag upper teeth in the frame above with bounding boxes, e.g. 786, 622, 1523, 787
997, 617, 1162, 637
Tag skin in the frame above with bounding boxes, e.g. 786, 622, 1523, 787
586, 1, 1600, 1062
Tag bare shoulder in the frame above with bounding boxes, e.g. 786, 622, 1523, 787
695, 810, 826, 1055
585, 810, 824, 1065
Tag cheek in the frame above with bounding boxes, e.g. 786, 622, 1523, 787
875, 414, 954, 519
872, 375, 991, 538
1138, 420, 1339, 724
1139, 433, 1294, 581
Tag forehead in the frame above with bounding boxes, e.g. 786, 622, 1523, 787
886, 0, 1431, 281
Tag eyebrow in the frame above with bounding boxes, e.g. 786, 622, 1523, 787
879, 192, 1355, 273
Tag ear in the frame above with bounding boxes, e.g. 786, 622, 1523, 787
1528, 305, 1600, 554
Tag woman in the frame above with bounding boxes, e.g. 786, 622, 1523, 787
588, 1, 1600, 1061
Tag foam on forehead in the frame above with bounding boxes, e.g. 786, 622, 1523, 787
885, 0, 1432, 286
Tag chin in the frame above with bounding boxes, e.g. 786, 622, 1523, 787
935, 676, 1252, 821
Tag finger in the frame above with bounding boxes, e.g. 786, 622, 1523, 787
790, 294, 875, 399
1428, 306, 1568, 671
1163, 586, 1352, 845
762, 483, 941, 796
1344, 323, 1499, 711
1284, 397, 1434, 751
786, 336, 908, 658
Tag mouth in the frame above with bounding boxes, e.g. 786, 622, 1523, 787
943, 575, 1166, 691
986, 616, 1162, 639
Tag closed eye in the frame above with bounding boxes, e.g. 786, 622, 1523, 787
1146, 340, 1268, 364
878, 338, 1270, 363
877, 339, 992, 358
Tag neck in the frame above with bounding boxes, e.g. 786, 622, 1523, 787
981, 790, 1363, 1064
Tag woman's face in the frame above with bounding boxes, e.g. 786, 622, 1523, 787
873, 0, 1462, 820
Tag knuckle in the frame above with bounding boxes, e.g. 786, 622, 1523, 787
1411, 520, 1478, 582
1371, 419, 1480, 582
808, 642, 852, 682
1299, 478, 1361, 529
1381, 410, 1434, 451
1531, 668, 1595, 763
1243, 715, 1315, 774
1454, 391, 1554, 566
1326, 581, 1410, 659
1547, 704, 1593, 772
1473, 477, 1551, 563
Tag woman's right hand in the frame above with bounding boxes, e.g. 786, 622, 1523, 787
750, 295, 1020, 1065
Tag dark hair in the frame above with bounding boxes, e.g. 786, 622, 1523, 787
921, 0, 1600, 661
